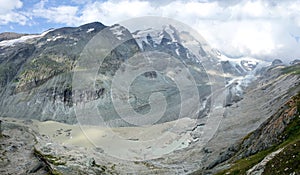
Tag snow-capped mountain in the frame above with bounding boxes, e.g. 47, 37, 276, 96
0, 22, 213, 126
214, 49, 270, 75
131, 26, 272, 107
132, 25, 214, 65
0, 21, 274, 123
1, 21, 300, 175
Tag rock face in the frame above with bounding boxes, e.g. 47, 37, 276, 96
0, 119, 48, 174
213, 90, 300, 175
194, 64, 300, 175
236, 92, 300, 158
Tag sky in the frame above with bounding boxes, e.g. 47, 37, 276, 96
0, 0, 300, 62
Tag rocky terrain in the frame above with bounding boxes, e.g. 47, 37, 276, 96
0, 21, 300, 174
0, 32, 29, 42
1, 62, 299, 175
0, 22, 214, 126
192, 63, 300, 174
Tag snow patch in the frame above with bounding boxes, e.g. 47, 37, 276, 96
0, 29, 54, 47
175, 48, 180, 56
132, 28, 163, 50
87, 28, 95, 33
47, 35, 65, 42
217, 51, 270, 73
132, 26, 180, 50
0, 35, 39, 46
110, 25, 126, 40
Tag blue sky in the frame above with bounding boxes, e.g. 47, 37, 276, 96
0, 0, 97, 33
1, 0, 300, 61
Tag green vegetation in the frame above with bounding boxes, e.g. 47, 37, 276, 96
216, 125, 300, 175
263, 140, 300, 175
215, 147, 276, 175
296, 92, 300, 113
282, 64, 300, 75
34, 149, 66, 166
33, 148, 64, 175
215, 93, 300, 175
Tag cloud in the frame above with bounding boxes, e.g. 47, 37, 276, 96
67, 0, 300, 61
32, 5, 79, 26
2, 0, 300, 61
0, 12, 27, 25
0, 0, 27, 25
192, 0, 300, 60
77, 0, 158, 25
0, 0, 23, 14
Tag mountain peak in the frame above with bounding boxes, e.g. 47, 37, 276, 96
79, 21, 106, 30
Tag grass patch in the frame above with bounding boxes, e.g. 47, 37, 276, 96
214, 147, 276, 175
216, 135, 300, 175
263, 140, 300, 175
214, 93, 300, 175
33, 148, 64, 175
281, 65, 300, 75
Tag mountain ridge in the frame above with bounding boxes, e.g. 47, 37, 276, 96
0, 21, 299, 174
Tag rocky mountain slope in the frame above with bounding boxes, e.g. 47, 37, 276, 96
1, 62, 298, 175
0, 22, 108, 123
0, 32, 28, 42
0, 21, 300, 174
191, 63, 300, 174
0, 21, 266, 127
0, 22, 216, 126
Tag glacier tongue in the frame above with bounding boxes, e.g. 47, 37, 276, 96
217, 51, 271, 106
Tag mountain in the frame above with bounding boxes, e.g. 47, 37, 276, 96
0, 22, 299, 175
191, 63, 300, 175
0, 22, 221, 126
0, 22, 270, 126
0, 32, 29, 42
0, 22, 140, 125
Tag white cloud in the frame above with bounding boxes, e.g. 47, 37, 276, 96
0, 0, 23, 14
32, 5, 79, 25
0, 12, 27, 25
2, 0, 300, 61
77, 0, 158, 25
0, 0, 27, 25
67, 0, 300, 61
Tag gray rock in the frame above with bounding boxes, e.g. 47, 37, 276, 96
271, 59, 283, 66
290, 59, 300, 65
